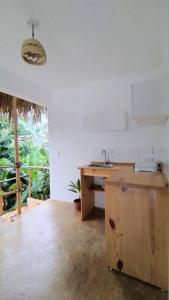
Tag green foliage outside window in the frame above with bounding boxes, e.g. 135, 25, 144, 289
0, 115, 50, 212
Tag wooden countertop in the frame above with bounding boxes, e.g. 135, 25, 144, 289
80, 162, 168, 190
79, 163, 134, 177
105, 169, 167, 190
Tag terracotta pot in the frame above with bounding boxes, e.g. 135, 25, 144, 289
74, 198, 81, 211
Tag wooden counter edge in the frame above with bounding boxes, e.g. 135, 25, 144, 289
104, 180, 168, 191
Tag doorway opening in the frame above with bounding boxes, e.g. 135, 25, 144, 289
0, 93, 49, 222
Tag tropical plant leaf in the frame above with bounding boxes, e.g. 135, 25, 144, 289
67, 188, 78, 194
77, 179, 81, 192
67, 178, 81, 197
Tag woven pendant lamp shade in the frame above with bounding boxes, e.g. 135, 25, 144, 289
21, 38, 47, 65
21, 19, 47, 66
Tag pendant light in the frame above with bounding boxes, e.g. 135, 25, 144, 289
21, 19, 47, 65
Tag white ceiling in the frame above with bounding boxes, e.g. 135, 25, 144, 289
0, 0, 167, 93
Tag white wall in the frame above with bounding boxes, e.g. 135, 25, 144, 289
163, 3, 169, 180
163, 78, 169, 179
163, 124, 169, 180
44, 0, 168, 204
0, 63, 51, 107
49, 73, 167, 205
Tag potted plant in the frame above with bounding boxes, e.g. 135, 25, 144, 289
67, 179, 81, 211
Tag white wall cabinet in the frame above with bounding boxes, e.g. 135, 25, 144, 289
83, 110, 127, 133
131, 78, 169, 126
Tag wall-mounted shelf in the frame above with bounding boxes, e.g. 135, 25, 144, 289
83, 110, 128, 133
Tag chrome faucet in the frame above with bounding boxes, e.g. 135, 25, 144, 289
102, 149, 107, 164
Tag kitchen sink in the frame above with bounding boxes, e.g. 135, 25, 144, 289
89, 163, 113, 168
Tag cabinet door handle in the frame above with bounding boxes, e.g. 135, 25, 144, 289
117, 259, 123, 271
122, 186, 128, 192
109, 218, 115, 230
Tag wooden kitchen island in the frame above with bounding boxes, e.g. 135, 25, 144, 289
80, 163, 169, 290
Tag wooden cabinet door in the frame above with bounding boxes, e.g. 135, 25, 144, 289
105, 185, 168, 289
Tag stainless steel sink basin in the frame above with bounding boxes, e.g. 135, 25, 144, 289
89, 163, 113, 168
